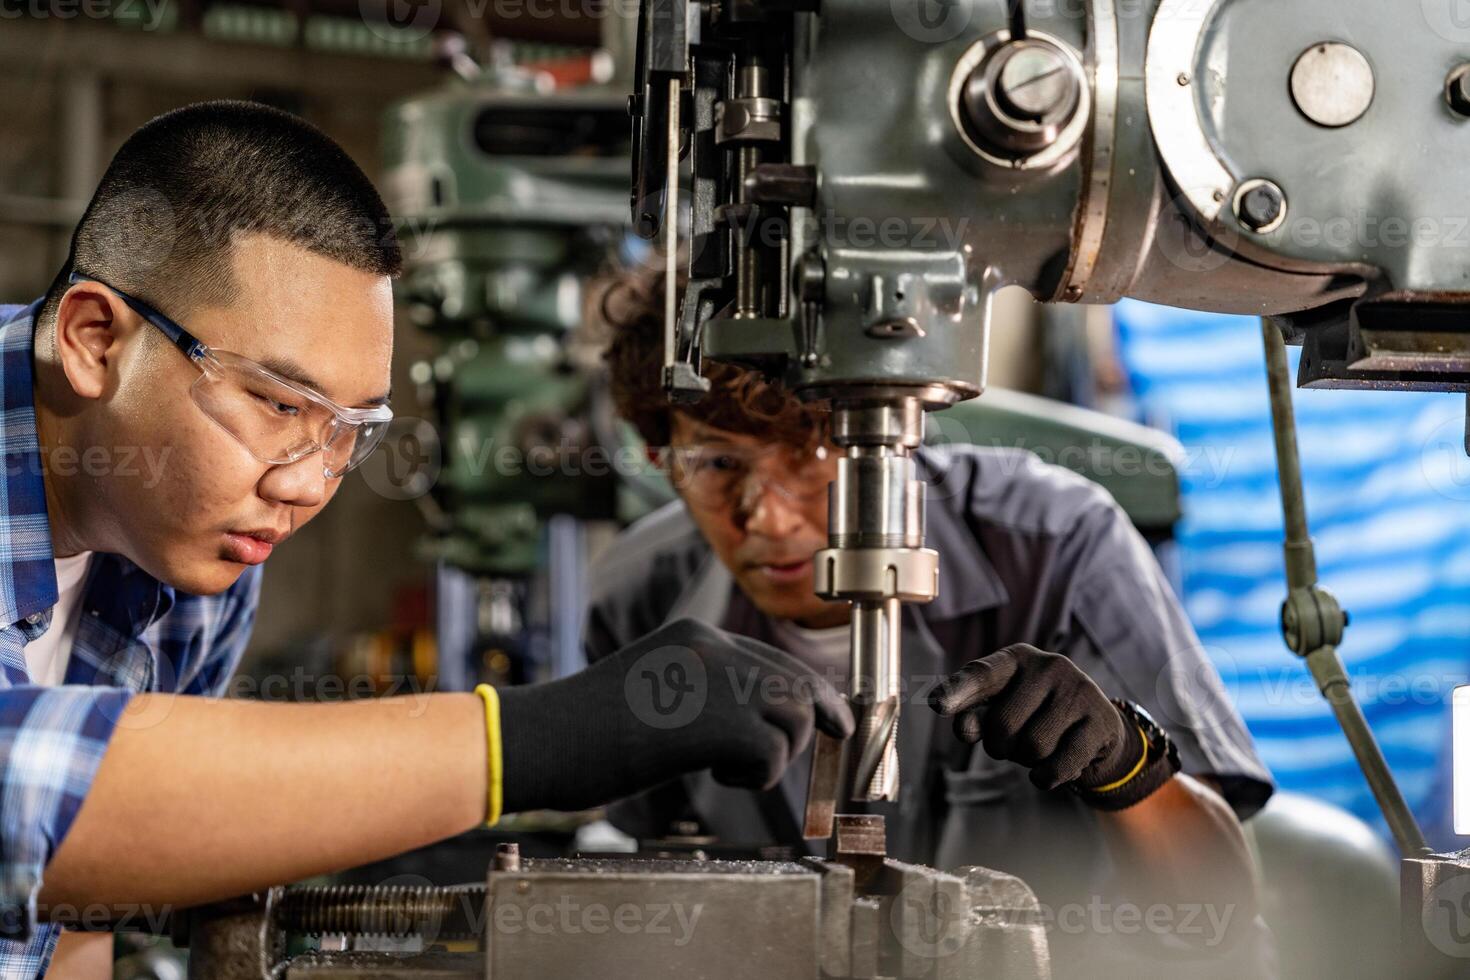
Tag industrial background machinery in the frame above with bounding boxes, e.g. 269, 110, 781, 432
110, 0, 1470, 975
380, 62, 635, 686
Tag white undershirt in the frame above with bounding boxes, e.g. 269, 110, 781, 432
24, 552, 94, 686
769, 617, 851, 684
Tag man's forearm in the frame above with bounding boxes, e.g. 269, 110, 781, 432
1098, 774, 1258, 921
38, 693, 487, 916
48, 932, 111, 979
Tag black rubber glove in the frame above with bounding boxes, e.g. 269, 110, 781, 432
927, 643, 1173, 809
499, 618, 855, 813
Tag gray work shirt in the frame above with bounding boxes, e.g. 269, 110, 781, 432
584, 445, 1276, 975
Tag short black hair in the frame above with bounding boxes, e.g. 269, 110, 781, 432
42, 99, 401, 329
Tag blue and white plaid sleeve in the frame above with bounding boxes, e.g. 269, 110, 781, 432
0, 685, 131, 943
179, 565, 262, 697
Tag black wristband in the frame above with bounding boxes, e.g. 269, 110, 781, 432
1073, 700, 1181, 812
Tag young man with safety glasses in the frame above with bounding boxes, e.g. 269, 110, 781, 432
0, 102, 853, 978
590, 273, 1279, 979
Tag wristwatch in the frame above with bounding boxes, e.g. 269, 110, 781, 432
1074, 699, 1182, 811
1115, 698, 1181, 774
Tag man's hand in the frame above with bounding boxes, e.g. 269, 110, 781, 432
41, 621, 849, 917
932, 646, 1260, 937
927, 643, 1168, 804
499, 618, 854, 813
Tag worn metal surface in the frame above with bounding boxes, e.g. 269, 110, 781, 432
185, 892, 285, 980
485, 857, 820, 980
182, 824, 1049, 979
802, 732, 844, 839
285, 952, 482, 978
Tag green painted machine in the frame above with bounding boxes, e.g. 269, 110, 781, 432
383, 73, 629, 576
381, 68, 633, 681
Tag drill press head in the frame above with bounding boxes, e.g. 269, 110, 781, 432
627, 0, 1470, 808
812, 393, 940, 801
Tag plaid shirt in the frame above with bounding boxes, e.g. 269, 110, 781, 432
0, 302, 262, 978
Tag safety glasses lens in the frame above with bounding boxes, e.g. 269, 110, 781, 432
323, 418, 391, 478
192, 363, 390, 475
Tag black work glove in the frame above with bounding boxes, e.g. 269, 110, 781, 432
927, 643, 1174, 810
499, 618, 855, 813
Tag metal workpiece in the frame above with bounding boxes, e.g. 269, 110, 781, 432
284, 952, 481, 977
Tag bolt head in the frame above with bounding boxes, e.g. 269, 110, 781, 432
1237, 182, 1285, 232
958, 38, 1083, 158
996, 45, 1072, 120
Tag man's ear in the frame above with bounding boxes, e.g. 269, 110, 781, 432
53, 283, 126, 400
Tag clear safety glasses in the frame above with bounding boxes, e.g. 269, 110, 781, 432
663, 442, 837, 512
69, 273, 393, 478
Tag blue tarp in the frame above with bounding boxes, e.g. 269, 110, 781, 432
1113, 300, 1470, 846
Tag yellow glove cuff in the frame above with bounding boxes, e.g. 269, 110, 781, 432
1088, 724, 1151, 794
474, 684, 504, 826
